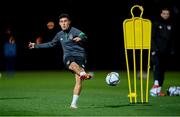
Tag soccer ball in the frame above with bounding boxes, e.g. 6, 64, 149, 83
106, 72, 120, 86
167, 86, 180, 96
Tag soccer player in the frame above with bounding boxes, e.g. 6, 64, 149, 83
28, 13, 92, 109
150, 8, 175, 96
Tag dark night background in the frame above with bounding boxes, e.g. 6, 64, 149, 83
0, 0, 179, 71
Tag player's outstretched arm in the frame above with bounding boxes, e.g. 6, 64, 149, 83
28, 42, 35, 49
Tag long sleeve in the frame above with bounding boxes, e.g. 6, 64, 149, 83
72, 27, 88, 42
151, 21, 158, 52
78, 32, 87, 42
35, 33, 60, 48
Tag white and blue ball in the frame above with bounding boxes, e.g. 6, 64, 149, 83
106, 72, 120, 86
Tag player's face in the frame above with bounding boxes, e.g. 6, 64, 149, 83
59, 17, 71, 31
161, 10, 170, 20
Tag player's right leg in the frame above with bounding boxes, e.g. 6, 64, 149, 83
150, 55, 159, 96
150, 55, 165, 96
70, 74, 82, 109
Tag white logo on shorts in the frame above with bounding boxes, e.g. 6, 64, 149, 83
66, 60, 70, 65
167, 25, 171, 30
82, 64, 85, 68
69, 34, 73, 40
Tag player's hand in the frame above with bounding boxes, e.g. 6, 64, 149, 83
72, 37, 81, 42
28, 42, 35, 49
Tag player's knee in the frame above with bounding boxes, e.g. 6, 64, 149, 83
76, 82, 81, 87
69, 62, 78, 70
75, 75, 82, 85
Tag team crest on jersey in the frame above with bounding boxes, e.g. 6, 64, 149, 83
66, 60, 70, 65
69, 34, 73, 40
167, 25, 171, 30
158, 25, 163, 29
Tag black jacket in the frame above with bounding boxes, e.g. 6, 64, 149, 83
151, 17, 174, 54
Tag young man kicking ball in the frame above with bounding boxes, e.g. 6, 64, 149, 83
29, 13, 92, 109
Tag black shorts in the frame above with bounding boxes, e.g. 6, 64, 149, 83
64, 56, 87, 69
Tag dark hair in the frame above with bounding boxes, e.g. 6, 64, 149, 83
59, 13, 71, 20
160, 7, 170, 13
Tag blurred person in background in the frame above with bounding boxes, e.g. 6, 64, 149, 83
3, 34, 17, 77
150, 7, 175, 96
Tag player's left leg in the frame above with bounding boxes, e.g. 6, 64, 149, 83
70, 74, 82, 109
157, 56, 166, 96
68, 61, 92, 80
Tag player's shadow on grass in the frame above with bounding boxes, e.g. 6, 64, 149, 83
0, 97, 35, 100
94, 104, 152, 108
104, 104, 131, 108
105, 104, 152, 108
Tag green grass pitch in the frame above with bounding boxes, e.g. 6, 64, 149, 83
0, 71, 180, 116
